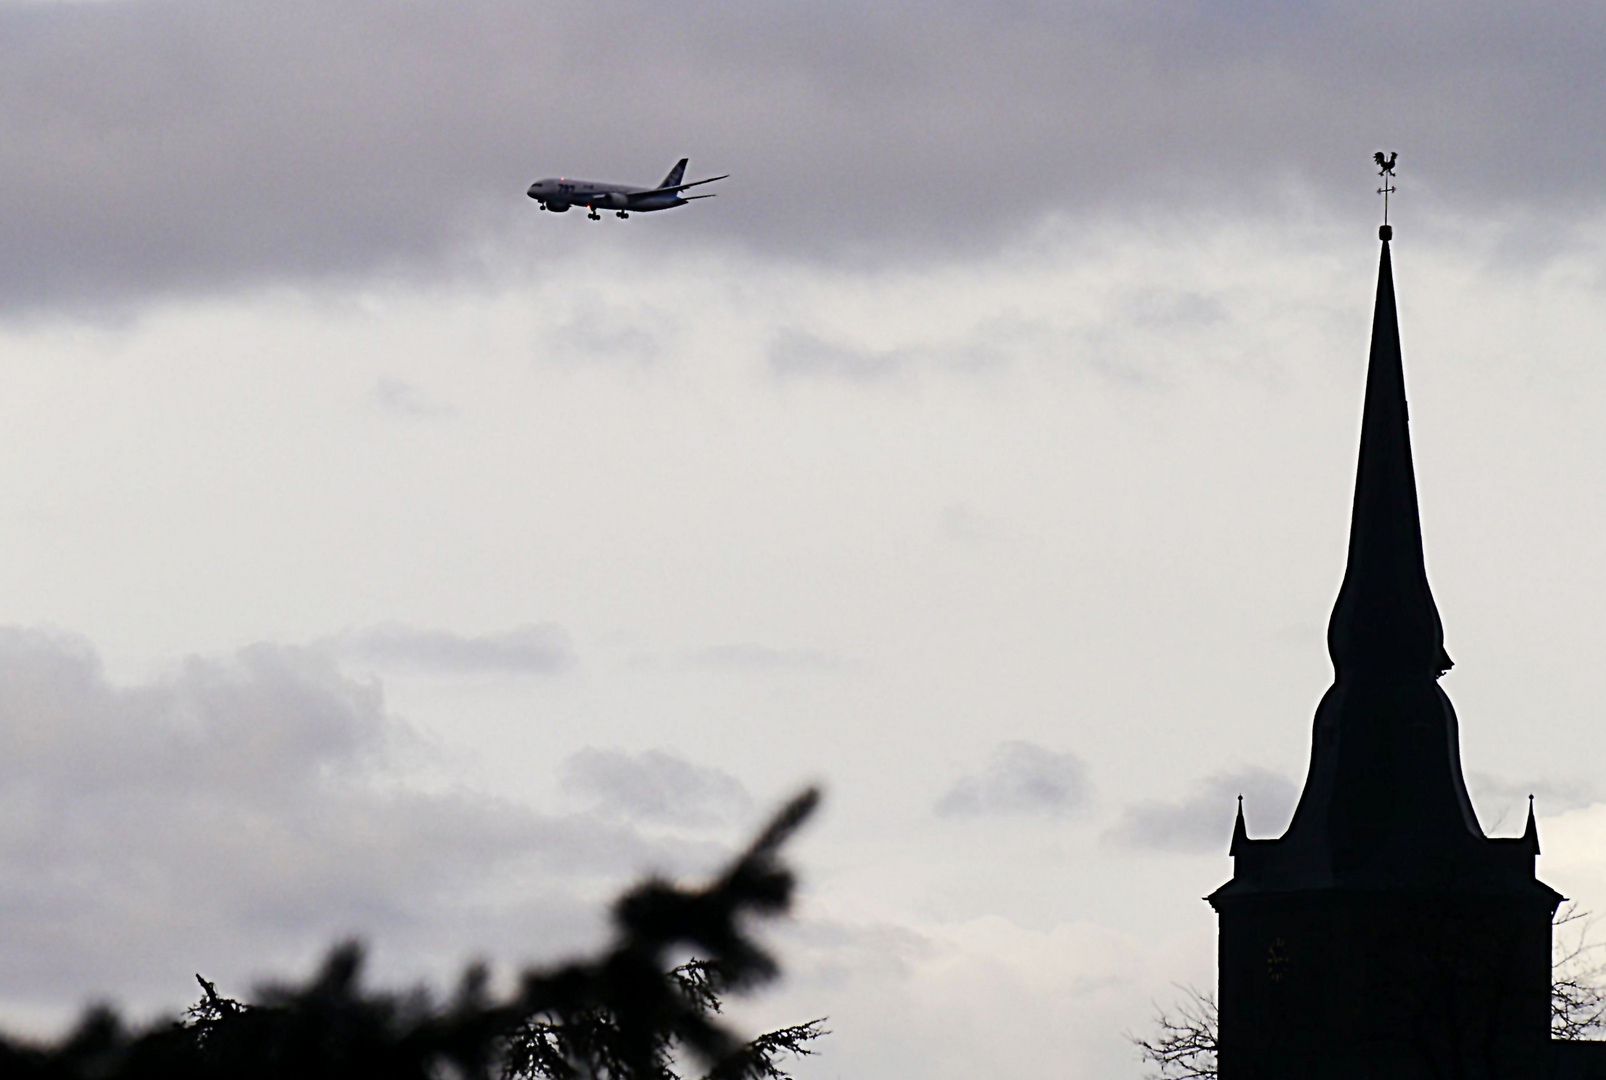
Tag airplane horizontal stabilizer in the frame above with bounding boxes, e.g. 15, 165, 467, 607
632, 174, 729, 198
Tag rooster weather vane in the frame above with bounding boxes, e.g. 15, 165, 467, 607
1374, 151, 1398, 227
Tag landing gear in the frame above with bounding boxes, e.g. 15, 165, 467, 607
616, 211, 629, 219
587, 209, 601, 220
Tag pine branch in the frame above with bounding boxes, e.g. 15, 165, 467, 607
701, 1020, 828, 1080
0, 789, 826, 1080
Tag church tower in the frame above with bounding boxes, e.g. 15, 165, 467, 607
1208, 227, 1563, 1079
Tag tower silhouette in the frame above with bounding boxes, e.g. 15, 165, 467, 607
1208, 227, 1565, 1078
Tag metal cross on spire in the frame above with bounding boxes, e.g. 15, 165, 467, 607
1374, 150, 1398, 226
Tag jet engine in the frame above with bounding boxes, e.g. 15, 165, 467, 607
545, 200, 571, 213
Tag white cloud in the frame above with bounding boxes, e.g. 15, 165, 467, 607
756, 910, 1185, 1080
1529, 803, 1606, 931
2, 196, 1605, 1080
681, 644, 841, 672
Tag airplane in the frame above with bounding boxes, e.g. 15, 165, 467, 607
526, 158, 728, 220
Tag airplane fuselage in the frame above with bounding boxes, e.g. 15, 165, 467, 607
526, 159, 725, 219
527, 179, 687, 214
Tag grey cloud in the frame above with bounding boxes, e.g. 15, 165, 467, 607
562, 747, 755, 827
1106, 767, 1298, 853
326, 622, 574, 674
939, 504, 1000, 545
546, 307, 668, 366
1120, 289, 1228, 331
369, 377, 456, 418
768, 324, 1021, 382
7, 0, 1606, 312
935, 741, 1091, 819
769, 330, 907, 382
0, 628, 695, 1013
1469, 772, 1596, 833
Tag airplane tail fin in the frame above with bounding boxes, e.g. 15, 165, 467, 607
659, 158, 688, 188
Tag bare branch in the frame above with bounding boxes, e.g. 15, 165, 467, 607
1553, 904, 1606, 1041
1128, 985, 1217, 1080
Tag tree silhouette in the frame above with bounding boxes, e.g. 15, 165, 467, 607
1128, 985, 1217, 1080
0, 789, 826, 1080
1552, 903, 1606, 1042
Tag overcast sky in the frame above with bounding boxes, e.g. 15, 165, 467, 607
4, 1, 1606, 1076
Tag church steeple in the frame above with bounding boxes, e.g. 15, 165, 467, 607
1280, 227, 1488, 875
1211, 227, 1553, 894
1207, 213, 1563, 1080
1325, 230, 1453, 685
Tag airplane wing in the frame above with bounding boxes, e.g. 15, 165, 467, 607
631, 174, 729, 198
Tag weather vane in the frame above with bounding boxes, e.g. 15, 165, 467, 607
1374, 150, 1398, 228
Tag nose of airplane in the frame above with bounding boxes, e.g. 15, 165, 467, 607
527, 183, 539, 198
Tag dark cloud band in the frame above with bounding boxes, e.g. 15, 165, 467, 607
4, 0, 1606, 312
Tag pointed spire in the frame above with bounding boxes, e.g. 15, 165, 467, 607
1211, 226, 1559, 905
1229, 794, 1248, 855
1524, 794, 1540, 854
1326, 234, 1451, 681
